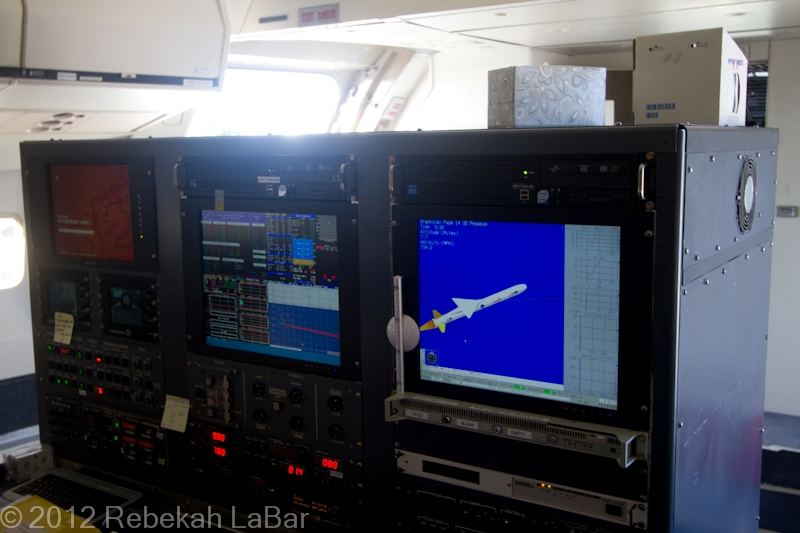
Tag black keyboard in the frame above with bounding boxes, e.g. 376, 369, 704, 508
14, 473, 131, 519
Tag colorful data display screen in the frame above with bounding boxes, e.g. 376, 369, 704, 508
201, 211, 340, 366
49, 165, 134, 262
418, 219, 621, 411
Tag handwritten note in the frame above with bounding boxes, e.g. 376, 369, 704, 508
160, 395, 190, 433
53, 312, 74, 345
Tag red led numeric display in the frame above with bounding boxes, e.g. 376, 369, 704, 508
210, 431, 226, 443
283, 464, 305, 477
314, 455, 342, 472
213, 446, 227, 458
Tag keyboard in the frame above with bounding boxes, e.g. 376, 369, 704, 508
2, 469, 141, 523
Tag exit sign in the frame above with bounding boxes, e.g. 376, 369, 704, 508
298, 4, 340, 27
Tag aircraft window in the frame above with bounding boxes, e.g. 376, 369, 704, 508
0, 215, 25, 290
187, 68, 341, 136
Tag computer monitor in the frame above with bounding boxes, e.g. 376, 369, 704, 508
394, 207, 652, 429
182, 200, 360, 379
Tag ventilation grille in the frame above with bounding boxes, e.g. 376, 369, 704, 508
547, 425, 588, 440
737, 156, 757, 233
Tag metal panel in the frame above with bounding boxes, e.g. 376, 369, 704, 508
682, 148, 777, 276
674, 246, 772, 533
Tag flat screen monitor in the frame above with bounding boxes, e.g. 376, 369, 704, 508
47, 279, 78, 317
200, 210, 341, 366
49, 165, 134, 262
417, 218, 621, 411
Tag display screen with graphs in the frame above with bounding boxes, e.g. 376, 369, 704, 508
200, 210, 341, 366
418, 219, 621, 410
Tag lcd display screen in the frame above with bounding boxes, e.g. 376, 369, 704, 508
201, 210, 340, 366
418, 219, 621, 410
49, 165, 134, 262
47, 280, 77, 317
109, 287, 144, 327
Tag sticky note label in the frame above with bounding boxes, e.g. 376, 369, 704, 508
160, 395, 190, 432
53, 312, 74, 345
215, 189, 224, 211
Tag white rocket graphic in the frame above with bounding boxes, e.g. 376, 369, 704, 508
420, 284, 527, 333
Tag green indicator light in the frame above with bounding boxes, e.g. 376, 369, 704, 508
543, 389, 550, 394
115, 422, 120, 428
78, 368, 84, 375
523, 170, 528, 175
513, 385, 520, 390
521, 386, 526, 390
64, 379, 69, 386
76, 351, 83, 357
113, 435, 119, 441
146, 428, 152, 435
140, 235, 144, 239
47, 345, 53, 352
79, 383, 85, 390
55, 378, 62, 385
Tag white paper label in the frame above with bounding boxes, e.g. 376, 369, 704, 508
457, 419, 480, 430
53, 312, 74, 345
258, 176, 281, 183
404, 408, 429, 421
507, 428, 532, 440
160, 395, 190, 432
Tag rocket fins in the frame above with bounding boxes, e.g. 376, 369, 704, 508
433, 310, 442, 318
452, 298, 480, 319
438, 323, 445, 333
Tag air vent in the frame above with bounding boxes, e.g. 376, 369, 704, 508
737, 156, 757, 233
398, 399, 548, 432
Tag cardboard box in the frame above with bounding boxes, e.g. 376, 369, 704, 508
633, 28, 747, 126
488, 65, 606, 128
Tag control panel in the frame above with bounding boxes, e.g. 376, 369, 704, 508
185, 354, 364, 528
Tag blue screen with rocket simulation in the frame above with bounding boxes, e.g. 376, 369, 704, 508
418, 219, 565, 387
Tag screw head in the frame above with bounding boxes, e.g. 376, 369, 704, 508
644, 230, 654, 238
710, 156, 715, 162
688, 166, 693, 173
645, 201, 655, 210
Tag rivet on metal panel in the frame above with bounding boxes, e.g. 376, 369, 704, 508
760, 428, 766, 433
710, 156, 715, 162
772, 151, 776, 156
716, 245, 721, 251
735, 237, 739, 242
147, 170, 152, 176
738, 154, 743, 159
644, 230, 653, 238
683, 290, 688, 295
722, 269, 727, 274
640, 494, 648, 501
355, 361, 361, 367
350, 155, 356, 161
638, 504, 647, 511
695, 255, 700, 261
759, 212, 762, 217
640, 405, 649, 412
704, 279, 710, 285
181, 212, 186, 217
762, 247, 766, 252
685, 248, 690, 254
645, 201, 655, 210
638, 434, 646, 441
352, 219, 357, 225
177, 156, 182, 162
757, 153, 761, 157
646, 152, 656, 161
775, 180, 778, 185
746, 254, 750, 259
688, 167, 693, 173
679, 422, 684, 428
392, 220, 399, 227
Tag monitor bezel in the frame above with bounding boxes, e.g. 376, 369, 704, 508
393, 205, 653, 430
24, 158, 159, 272
181, 197, 361, 381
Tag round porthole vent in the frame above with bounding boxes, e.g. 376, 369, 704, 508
737, 155, 757, 234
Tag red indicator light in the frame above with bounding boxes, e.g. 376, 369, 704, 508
95, 357, 102, 363
58, 347, 70, 355
284, 464, 305, 477
213, 446, 227, 457
97, 387, 104, 395
122, 436, 137, 445
138, 440, 154, 449
211, 431, 226, 443
269, 444, 295, 460
121, 422, 137, 431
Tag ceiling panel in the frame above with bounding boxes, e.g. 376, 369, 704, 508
453, 0, 799, 48
402, 0, 778, 33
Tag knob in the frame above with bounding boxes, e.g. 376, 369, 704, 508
328, 424, 346, 440
252, 382, 266, 397
289, 415, 306, 432
288, 388, 305, 404
253, 408, 268, 424
327, 396, 344, 412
